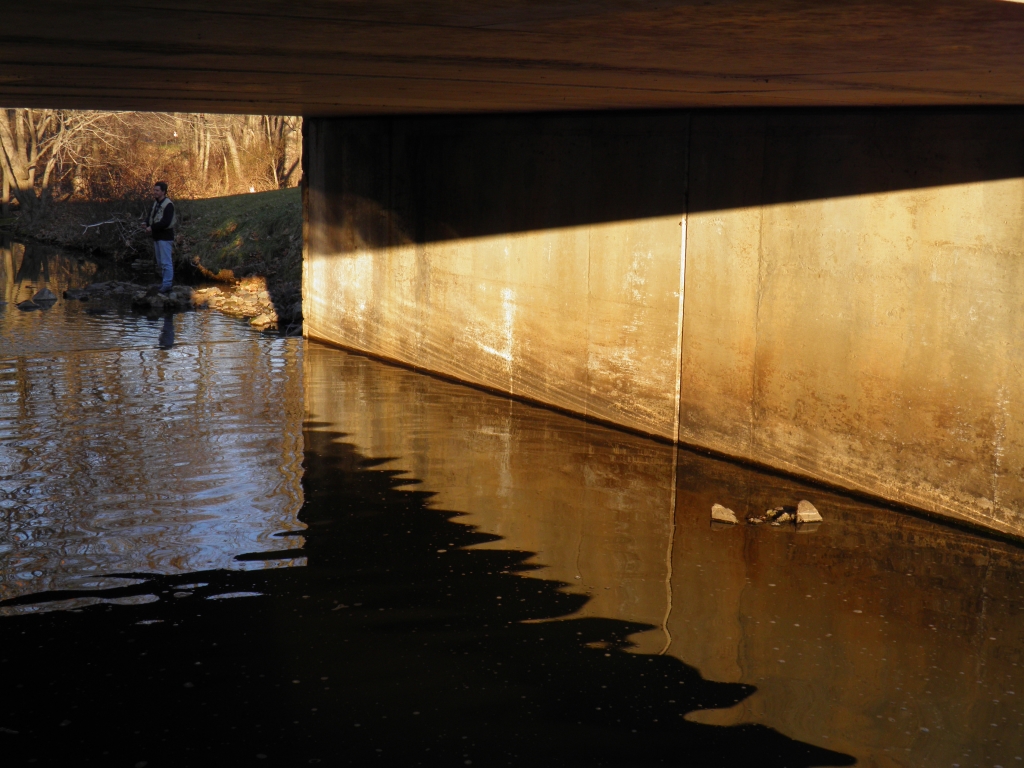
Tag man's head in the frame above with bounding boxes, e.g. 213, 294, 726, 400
152, 181, 168, 201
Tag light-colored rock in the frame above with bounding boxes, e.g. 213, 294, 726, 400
711, 503, 738, 524
250, 313, 276, 329
796, 500, 823, 523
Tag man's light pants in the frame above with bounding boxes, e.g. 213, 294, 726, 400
153, 240, 173, 291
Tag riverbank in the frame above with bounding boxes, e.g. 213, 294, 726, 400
3, 187, 303, 332
175, 189, 302, 332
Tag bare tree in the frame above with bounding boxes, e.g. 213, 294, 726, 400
0, 109, 126, 217
0, 108, 42, 214
0, 109, 302, 210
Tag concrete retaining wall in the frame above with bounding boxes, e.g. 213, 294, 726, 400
304, 109, 1024, 537
304, 114, 688, 438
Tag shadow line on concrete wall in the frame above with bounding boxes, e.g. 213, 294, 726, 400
307, 107, 1024, 251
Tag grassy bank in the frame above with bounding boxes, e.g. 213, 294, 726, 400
6, 187, 304, 330
175, 187, 302, 288
6, 187, 302, 288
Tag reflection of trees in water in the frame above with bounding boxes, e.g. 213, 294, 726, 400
0, 236, 97, 303
0, 428, 853, 767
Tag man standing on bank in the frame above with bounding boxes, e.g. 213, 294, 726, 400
144, 181, 176, 294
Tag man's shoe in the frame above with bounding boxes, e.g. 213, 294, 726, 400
158, 287, 173, 295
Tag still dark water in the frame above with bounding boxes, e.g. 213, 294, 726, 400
1, 239, 1022, 767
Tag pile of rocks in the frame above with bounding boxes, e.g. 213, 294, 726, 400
192, 276, 302, 334
711, 500, 823, 528
64, 281, 144, 302
131, 285, 197, 313
51, 275, 303, 335
61, 281, 198, 313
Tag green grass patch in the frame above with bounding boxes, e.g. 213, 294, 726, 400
175, 187, 302, 286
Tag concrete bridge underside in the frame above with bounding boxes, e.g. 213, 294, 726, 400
8, 0, 1024, 113
8, 2, 1024, 537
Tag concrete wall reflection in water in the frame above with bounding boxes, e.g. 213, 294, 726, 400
306, 342, 1024, 767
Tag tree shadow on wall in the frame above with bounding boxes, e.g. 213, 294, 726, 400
0, 426, 855, 767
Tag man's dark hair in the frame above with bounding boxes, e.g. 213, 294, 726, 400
154, 181, 168, 193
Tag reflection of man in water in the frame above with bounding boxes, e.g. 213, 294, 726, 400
144, 181, 176, 294
158, 315, 174, 349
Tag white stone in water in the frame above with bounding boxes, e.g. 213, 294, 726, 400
796, 500, 823, 523
711, 503, 738, 524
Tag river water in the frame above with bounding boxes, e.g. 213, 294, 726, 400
1, 239, 1022, 767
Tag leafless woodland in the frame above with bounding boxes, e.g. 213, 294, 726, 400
0, 109, 301, 218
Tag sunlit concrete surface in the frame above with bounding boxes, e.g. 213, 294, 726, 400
681, 109, 1024, 537
304, 109, 1024, 537
303, 114, 688, 438
6, 1, 1024, 113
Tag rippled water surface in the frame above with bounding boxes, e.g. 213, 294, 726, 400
0, 239, 305, 604
1, 240, 1023, 767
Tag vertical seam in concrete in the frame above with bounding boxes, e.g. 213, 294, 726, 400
662, 115, 688, 656
671, 228, 686, 442
300, 120, 310, 339
672, 114, 691, 445
584, 130, 593, 424
750, 119, 769, 461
